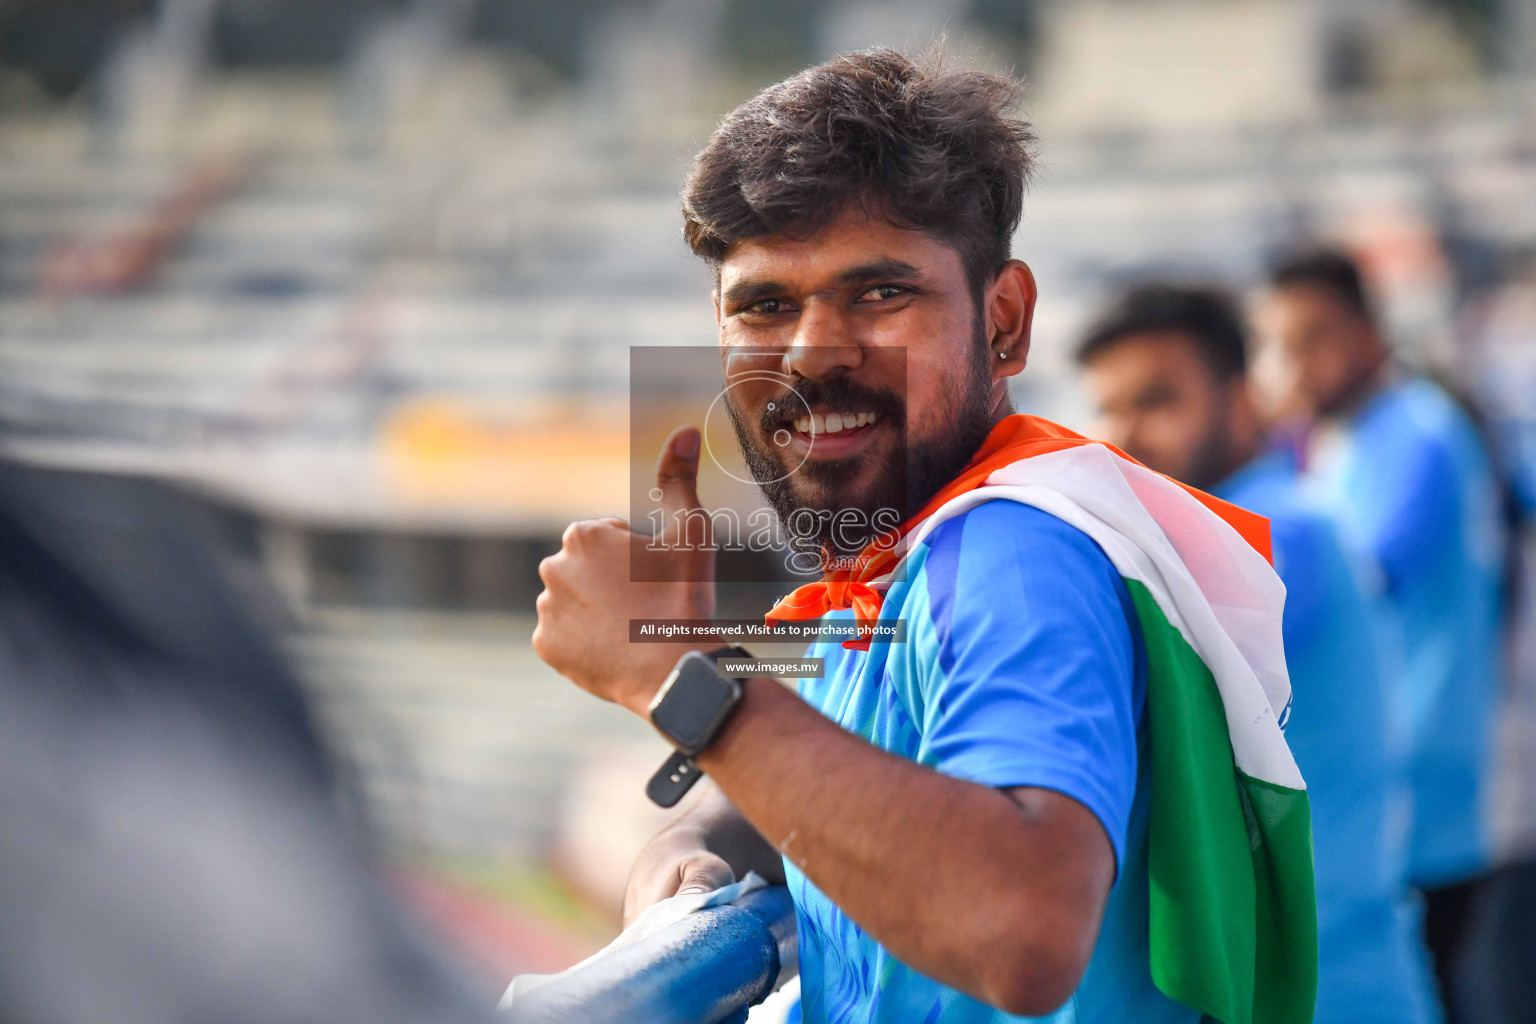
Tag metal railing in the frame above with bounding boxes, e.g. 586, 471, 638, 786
503, 886, 797, 1024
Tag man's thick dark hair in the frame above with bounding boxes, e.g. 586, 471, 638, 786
1076, 284, 1249, 381
1269, 248, 1375, 320
682, 49, 1035, 294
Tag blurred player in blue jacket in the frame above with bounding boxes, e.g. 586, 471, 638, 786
1077, 283, 1440, 1024
1255, 251, 1506, 1023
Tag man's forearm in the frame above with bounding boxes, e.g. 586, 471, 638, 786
694, 677, 1113, 1014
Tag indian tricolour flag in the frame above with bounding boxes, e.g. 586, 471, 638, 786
769, 415, 1318, 1024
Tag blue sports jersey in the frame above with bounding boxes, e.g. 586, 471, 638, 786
1216, 452, 1440, 1024
1307, 377, 1505, 887
787, 500, 1199, 1024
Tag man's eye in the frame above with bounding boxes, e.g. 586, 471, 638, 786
857, 284, 910, 303
745, 298, 792, 315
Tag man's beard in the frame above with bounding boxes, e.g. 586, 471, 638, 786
1181, 419, 1240, 494
725, 335, 996, 565
1176, 390, 1249, 493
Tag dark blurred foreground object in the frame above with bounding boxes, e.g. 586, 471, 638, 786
504, 886, 797, 1024
0, 461, 495, 1024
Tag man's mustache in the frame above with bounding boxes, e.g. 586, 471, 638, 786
754, 376, 907, 435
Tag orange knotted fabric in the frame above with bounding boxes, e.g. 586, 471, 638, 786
763, 414, 1273, 651
765, 579, 886, 651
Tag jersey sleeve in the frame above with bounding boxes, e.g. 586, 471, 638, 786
916, 500, 1143, 872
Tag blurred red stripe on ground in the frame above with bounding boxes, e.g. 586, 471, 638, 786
391, 869, 607, 980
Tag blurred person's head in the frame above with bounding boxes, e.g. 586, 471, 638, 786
1254, 249, 1390, 420
1076, 284, 1263, 492
680, 49, 1037, 556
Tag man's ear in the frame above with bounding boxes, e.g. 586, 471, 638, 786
712, 289, 722, 326
987, 260, 1037, 381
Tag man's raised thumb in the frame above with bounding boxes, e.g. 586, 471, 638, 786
656, 427, 706, 545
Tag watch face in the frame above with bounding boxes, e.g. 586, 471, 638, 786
653, 655, 736, 750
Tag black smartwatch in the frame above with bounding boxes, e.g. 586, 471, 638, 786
644, 646, 748, 807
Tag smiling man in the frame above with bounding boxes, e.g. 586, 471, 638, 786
533, 51, 1315, 1024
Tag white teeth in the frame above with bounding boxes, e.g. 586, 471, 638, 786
795, 411, 878, 437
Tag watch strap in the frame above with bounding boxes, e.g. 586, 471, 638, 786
645, 749, 703, 808
704, 644, 752, 667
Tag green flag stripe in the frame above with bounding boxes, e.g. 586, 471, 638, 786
1240, 771, 1319, 1024
1125, 580, 1318, 1024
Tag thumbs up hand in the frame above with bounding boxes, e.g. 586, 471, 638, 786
533, 428, 720, 716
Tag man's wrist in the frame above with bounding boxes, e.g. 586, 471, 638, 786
618, 639, 725, 717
